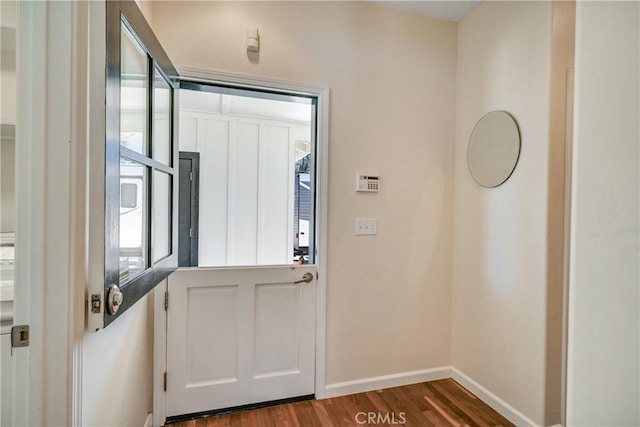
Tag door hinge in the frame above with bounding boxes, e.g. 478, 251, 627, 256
11, 325, 29, 353
163, 372, 167, 391
189, 171, 193, 181
164, 291, 169, 311
189, 228, 193, 238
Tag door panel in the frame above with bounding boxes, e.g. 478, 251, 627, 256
187, 286, 238, 385
166, 265, 316, 416
254, 284, 300, 375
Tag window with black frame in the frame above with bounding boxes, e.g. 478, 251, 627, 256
103, 1, 178, 326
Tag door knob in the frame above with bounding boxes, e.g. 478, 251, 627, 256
108, 284, 124, 315
294, 272, 314, 284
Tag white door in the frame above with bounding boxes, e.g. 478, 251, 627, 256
166, 265, 316, 415
166, 84, 318, 417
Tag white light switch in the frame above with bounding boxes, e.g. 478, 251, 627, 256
355, 218, 377, 235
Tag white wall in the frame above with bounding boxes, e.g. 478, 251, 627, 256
1, 0, 17, 125
1, 139, 15, 232
0, 0, 16, 233
0, 52, 16, 125
179, 109, 303, 267
0, 54, 15, 124
82, 293, 154, 427
451, 2, 565, 425
567, 2, 640, 425
149, 1, 457, 384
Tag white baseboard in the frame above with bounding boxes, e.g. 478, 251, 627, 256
320, 366, 452, 399
143, 412, 153, 427
451, 368, 539, 426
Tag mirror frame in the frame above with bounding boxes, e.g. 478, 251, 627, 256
467, 110, 521, 188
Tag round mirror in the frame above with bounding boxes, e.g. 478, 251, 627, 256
467, 110, 521, 188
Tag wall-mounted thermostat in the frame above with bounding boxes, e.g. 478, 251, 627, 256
356, 174, 380, 192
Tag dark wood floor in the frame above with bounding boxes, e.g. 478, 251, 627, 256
167, 379, 514, 427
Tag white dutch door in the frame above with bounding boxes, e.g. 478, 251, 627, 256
166, 86, 317, 417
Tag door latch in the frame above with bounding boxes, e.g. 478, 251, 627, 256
91, 294, 102, 313
11, 325, 29, 349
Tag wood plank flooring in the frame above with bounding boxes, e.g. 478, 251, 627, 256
167, 379, 515, 427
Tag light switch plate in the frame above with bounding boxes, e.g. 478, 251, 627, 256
355, 218, 377, 235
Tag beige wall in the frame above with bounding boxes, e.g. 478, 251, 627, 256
149, 1, 457, 384
82, 293, 154, 427
136, 0, 153, 24
451, 2, 568, 425
567, 1, 639, 425
60, 1, 640, 425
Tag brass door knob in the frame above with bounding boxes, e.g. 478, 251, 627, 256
294, 272, 314, 284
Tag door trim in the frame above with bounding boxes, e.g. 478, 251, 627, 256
14, 1, 89, 425
153, 67, 329, 426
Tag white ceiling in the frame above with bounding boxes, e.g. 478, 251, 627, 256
371, 1, 482, 22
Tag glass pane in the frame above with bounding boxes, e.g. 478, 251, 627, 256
119, 158, 148, 281
153, 68, 171, 165
120, 22, 148, 155
152, 170, 171, 263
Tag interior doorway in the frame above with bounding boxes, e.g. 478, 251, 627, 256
176, 83, 317, 268
165, 80, 324, 420
178, 151, 199, 267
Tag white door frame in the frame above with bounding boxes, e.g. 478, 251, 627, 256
13, 1, 87, 426
153, 67, 330, 426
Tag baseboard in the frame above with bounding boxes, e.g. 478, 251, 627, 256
450, 368, 539, 426
321, 366, 452, 399
143, 412, 153, 427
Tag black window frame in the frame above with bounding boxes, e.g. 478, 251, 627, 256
104, 0, 179, 327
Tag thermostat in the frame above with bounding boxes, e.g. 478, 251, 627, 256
356, 174, 380, 192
